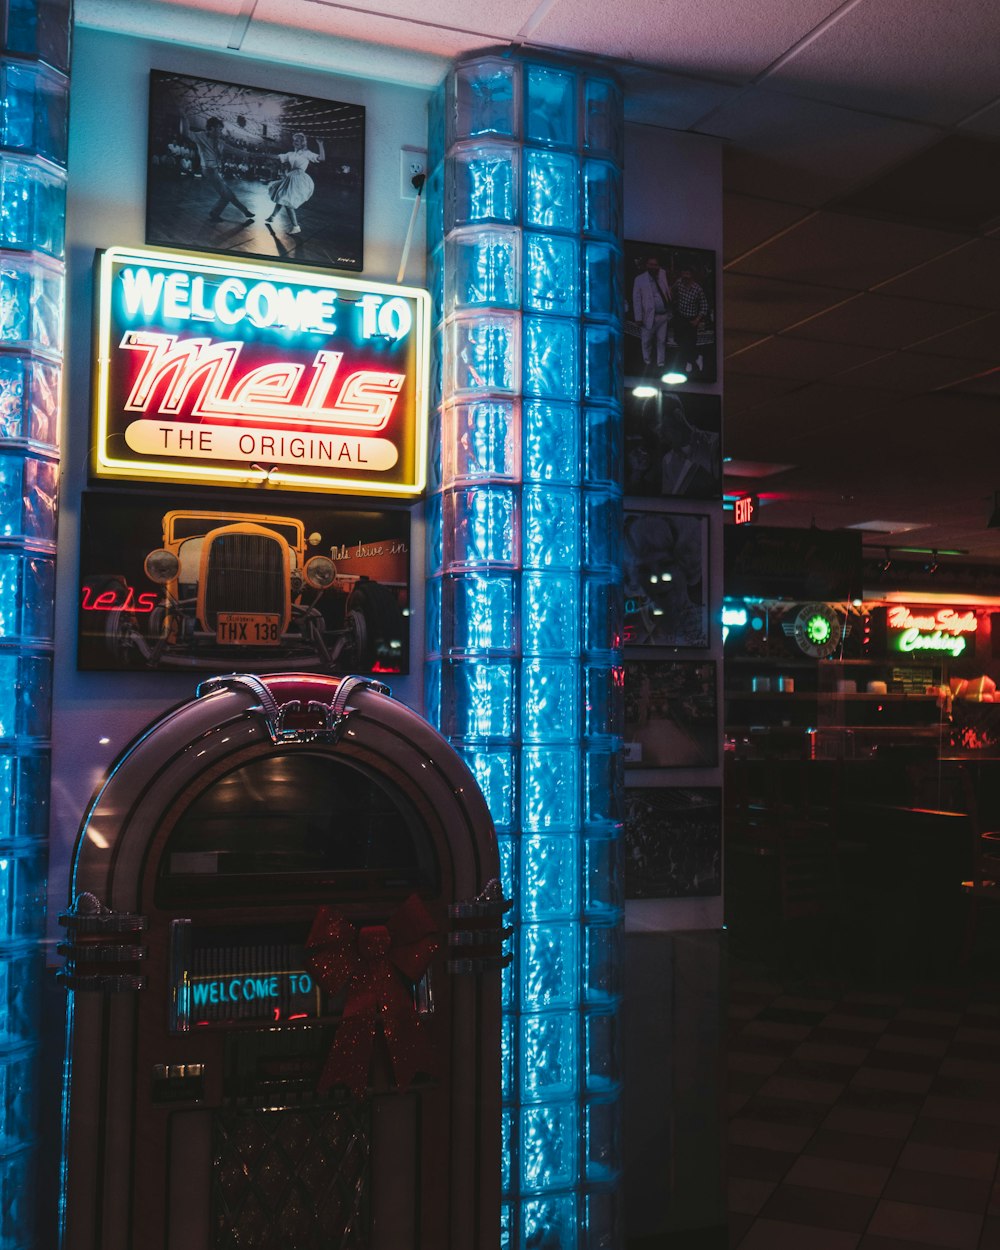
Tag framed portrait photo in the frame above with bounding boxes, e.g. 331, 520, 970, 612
625, 389, 722, 500
624, 786, 722, 899
624, 240, 717, 383
624, 510, 709, 648
624, 659, 718, 769
147, 70, 365, 271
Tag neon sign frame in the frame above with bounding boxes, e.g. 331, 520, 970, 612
93, 246, 430, 497
886, 605, 978, 659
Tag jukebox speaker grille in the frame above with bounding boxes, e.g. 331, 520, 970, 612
212, 1104, 370, 1249
203, 533, 285, 628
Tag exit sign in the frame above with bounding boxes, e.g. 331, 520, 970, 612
734, 494, 757, 525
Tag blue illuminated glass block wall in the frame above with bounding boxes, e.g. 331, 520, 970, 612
0, 3, 68, 1247
426, 51, 625, 1248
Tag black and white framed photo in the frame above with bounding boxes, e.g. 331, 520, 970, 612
624, 660, 718, 769
624, 510, 709, 648
147, 70, 365, 271
624, 786, 722, 898
624, 240, 717, 383
624, 389, 722, 500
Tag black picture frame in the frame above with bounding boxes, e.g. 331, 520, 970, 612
624, 786, 722, 899
624, 240, 717, 383
624, 389, 722, 500
624, 660, 718, 769
77, 491, 409, 675
624, 510, 710, 648
147, 70, 365, 271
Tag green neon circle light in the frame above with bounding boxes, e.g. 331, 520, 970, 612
805, 614, 832, 645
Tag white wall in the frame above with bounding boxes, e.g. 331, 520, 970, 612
623, 122, 725, 934
48, 25, 432, 935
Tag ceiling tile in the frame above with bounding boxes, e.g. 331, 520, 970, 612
723, 193, 812, 263
875, 238, 1000, 311
836, 349, 994, 393
726, 335, 885, 382
722, 372, 802, 417
724, 272, 849, 334
732, 380, 899, 427
261, 0, 532, 39
764, 0, 1000, 127
528, 0, 844, 84
723, 330, 772, 357
961, 97, 1000, 140
620, 67, 740, 131
790, 293, 987, 351
728, 211, 969, 290
710, 89, 938, 206
915, 312, 1000, 360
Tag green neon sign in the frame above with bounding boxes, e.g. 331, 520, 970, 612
805, 614, 831, 646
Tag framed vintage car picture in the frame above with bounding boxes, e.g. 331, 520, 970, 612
77, 491, 410, 675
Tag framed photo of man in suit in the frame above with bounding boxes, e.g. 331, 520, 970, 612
624, 241, 717, 383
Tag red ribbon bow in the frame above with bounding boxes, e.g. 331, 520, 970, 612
306, 894, 440, 1099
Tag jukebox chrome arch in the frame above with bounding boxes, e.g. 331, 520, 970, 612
60, 674, 505, 1250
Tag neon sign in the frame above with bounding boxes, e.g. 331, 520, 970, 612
733, 494, 756, 525
93, 247, 430, 496
886, 605, 977, 658
81, 583, 156, 613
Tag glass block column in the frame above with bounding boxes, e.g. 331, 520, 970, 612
426, 51, 624, 1249
0, 3, 68, 1248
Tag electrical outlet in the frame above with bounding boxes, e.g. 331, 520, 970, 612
400, 146, 427, 200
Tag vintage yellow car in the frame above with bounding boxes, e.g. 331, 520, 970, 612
104, 509, 404, 672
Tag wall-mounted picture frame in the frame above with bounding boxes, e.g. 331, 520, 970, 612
625, 389, 722, 500
624, 510, 709, 648
77, 491, 409, 674
624, 240, 717, 383
147, 70, 365, 271
624, 660, 718, 769
624, 786, 722, 898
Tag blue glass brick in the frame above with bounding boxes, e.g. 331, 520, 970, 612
584, 923, 621, 1005
502, 1012, 515, 1100
525, 65, 576, 148
520, 1010, 578, 1102
0, 1039, 37, 1151
520, 923, 578, 1008
583, 77, 624, 160
451, 61, 517, 143
0, 60, 68, 168
521, 1193, 576, 1247
501, 1107, 514, 1194
447, 658, 514, 739
523, 400, 579, 485
22, 457, 57, 541
449, 573, 515, 653
449, 228, 519, 312
460, 746, 515, 832
423, 658, 441, 729
583, 1186, 622, 1248
584, 1095, 622, 1183
446, 486, 517, 569
522, 658, 578, 743
426, 243, 445, 327
498, 832, 516, 904
15, 753, 48, 844
521, 1102, 577, 1192
0, 555, 19, 638
521, 835, 578, 920
523, 486, 579, 571
583, 323, 622, 402
0, 1140, 36, 1247
522, 572, 579, 656
524, 150, 578, 231
500, 1203, 513, 1250
583, 662, 624, 740
524, 234, 578, 317
18, 656, 50, 739
584, 241, 622, 320
0, 262, 63, 356
522, 746, 579, 832
6, 0, 72, 73
426, 406, 442, 493
449, 145, 517, 227
583, 749, 624, 832
0, 946, 41, 1046
583, 159, 621, 239
444, 400, 519, 483
583, 405, 622, 486
583, 576, 623, 654
523, 315, 577, 399
0, 156, 65, 260
425, 576, 442, 657
425, 493, 443, 575
583, 490, 623, 574
0, 846, 45, 943
427, 83, 446, 182
583, 837, 623, 921
448, 313, 518, 396
425, 165, 444, 270
584, 1007, 621, 1093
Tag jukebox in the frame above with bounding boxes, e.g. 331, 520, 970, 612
59, 674, 506, 1250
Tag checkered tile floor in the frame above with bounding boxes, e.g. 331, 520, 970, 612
728, 972, 1000, 1249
